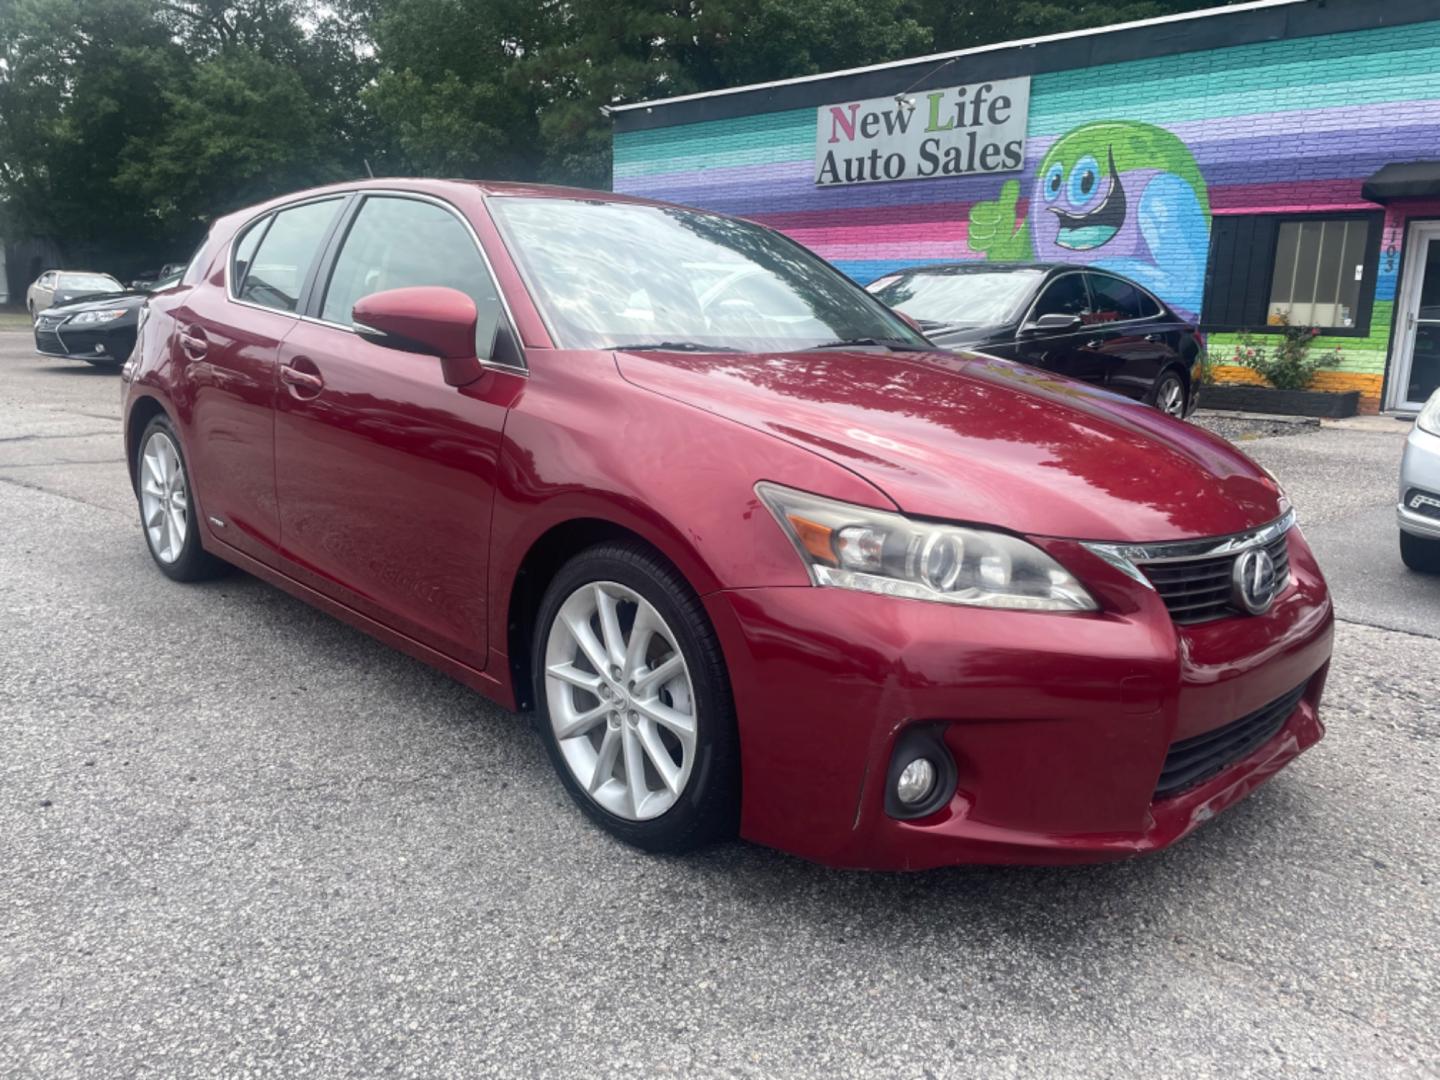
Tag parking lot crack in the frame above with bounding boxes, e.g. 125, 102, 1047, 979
0, 472, 128, 516
1334, 614, 1440, 642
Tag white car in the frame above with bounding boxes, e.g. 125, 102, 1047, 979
25, 270, 124, 319
1399, 387, 1440, 572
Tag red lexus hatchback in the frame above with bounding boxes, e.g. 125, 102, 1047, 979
122, 179, 1333, 869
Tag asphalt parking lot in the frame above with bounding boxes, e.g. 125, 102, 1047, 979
1, 332, 1437, 1079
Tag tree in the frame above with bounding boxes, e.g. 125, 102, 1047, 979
0, 0, 186, 261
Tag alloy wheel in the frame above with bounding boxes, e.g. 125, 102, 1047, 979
543, 581, 697, 821
1157, 376, 1186, 417
140, 431, 189, 563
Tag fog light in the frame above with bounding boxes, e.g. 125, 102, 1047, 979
94, 344, 106, 354
895, 757, 937, 806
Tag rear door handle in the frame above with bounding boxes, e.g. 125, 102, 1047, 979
1144, 333, 1163, 343
179, 326, 208, 359
280, 362, 324, 396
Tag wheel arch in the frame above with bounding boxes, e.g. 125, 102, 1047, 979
506, 517, 700, 712
124, 393, 171, 491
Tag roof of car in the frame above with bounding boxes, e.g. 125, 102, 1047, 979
208, 177, 691, 239
880, 262, 1086, 276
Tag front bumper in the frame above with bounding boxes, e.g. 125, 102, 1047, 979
1398, 423, 1440, 539
33, 318, 136, 364
704, 525, 1333, 869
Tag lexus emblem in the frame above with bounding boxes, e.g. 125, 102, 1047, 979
1232, 547, 1278, 615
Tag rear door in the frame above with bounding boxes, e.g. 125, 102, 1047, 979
1083, 272, 1183, 401
272, 193, 523, 669
1015, 272, 1106, 383
178, 195, 346, 565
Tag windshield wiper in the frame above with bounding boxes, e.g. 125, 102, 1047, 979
807, 337, 932, 352
610, 341, 741, 353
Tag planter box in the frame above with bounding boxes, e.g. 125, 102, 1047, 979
1198, 384, 1360, 418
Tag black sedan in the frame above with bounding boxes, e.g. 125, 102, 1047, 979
867, 263, 1202, 417
33, 272, 178, 369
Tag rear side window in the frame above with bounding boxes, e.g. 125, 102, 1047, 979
1032, 274, 1091, 320
1086, 273, 1145, 323
230, 217, 268, 291
237, 198, 341, 312
320, 196, 502, 352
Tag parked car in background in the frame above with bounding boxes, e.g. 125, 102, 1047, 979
122, 180, 1331, 869
33, 271, 179, 368
129, 262, 188, 291
25, 270, 124, 317
867, 263, 1203, 418
1399, 387, 1440, 572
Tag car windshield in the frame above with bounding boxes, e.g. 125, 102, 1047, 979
868, 269, 1044, 330
59, 273, 122, 293
488, 197, 927, 352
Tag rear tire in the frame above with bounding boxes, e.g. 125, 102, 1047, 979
135, 415, 229, 582
1148, 369, 1188, 418
1400, 530, 1440, 573
532, 541, 739, 853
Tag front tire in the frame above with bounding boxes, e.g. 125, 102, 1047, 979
533, 542, 739, 853
1149, 369, 1188, 418
135, 415, 228, 581
1400, 530, 1440, 573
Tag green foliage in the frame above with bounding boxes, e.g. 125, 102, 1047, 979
0, 0, 1233, 273
1231, 317, 1344, 391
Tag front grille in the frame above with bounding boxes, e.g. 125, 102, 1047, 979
1405, 488, 1440, 522
1139, 531, 1291, 624
34, 329, 66, 355
1154, 682, 1307, 799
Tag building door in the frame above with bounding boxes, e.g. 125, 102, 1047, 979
1391, 221, 1440, 410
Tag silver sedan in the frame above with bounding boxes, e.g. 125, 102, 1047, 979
1399, 387, 1440, 572
25, 270, 124, 318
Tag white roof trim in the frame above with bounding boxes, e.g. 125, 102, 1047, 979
609, 0, 1306, 114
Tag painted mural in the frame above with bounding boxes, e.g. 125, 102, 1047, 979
614, 18, 1440, 409
968, 121, 1210, 321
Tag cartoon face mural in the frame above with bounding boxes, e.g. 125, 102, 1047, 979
968, 121, 1211, 321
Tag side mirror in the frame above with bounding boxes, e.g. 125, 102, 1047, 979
1019, 313, 1082, 336
353, 286, 482, 387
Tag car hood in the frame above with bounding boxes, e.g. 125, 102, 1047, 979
44, 292, 144, 316
614, 348, 1283, 543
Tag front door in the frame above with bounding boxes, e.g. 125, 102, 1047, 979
1016, 272, 1106, 383
273, 193, 520, 670
1391, 221, 1440, 410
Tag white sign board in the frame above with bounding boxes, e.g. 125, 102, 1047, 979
814, 76, 1030, 187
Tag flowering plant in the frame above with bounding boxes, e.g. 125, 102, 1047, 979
1231, 313, 1343, 391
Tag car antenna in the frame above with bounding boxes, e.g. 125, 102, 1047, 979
363, 159, 375, 178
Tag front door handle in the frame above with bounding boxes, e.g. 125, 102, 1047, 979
1085, 339, 1106, 350
1144, 333, 1163, 343
280, 362, 324, 397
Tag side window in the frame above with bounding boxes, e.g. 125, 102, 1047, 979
320, 196, 503, 354
1032, 274, 1091, 320
238, 199, 341, 313
230, 217, 268, 293
1134, 289, 1163, 319
40, 272, 56, 288
1085, 273, 1145, 324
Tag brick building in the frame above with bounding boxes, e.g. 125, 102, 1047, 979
610, 0, 1440, 413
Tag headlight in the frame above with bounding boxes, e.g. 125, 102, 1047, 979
67, 309, 128, 325
756, 482, 1098, 612
1418, 389, 1440, 437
